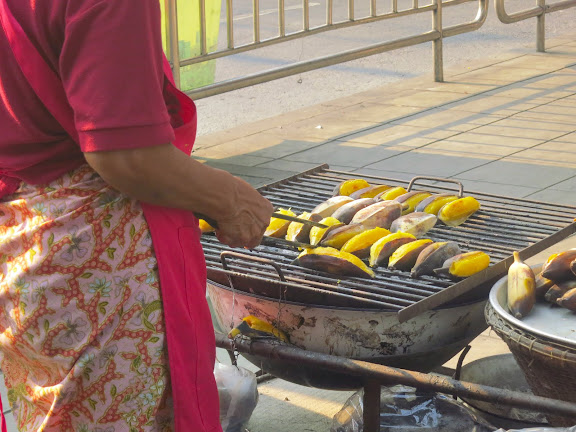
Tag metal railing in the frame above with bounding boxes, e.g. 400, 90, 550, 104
495, 0, 576, 52
164, 0, 488, 98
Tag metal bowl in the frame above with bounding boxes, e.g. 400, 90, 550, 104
208, 279, 488, 389
459, 354, 548, 428
489, 264, 576, 345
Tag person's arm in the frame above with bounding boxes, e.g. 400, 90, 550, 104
84, 144, 273, 249
61, 0, 273, 248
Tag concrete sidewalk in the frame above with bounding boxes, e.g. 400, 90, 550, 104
199, 34, 576, 432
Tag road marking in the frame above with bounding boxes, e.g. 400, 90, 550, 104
228, 3, 321, 22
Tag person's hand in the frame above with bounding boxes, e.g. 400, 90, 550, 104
215, 177, 273, 249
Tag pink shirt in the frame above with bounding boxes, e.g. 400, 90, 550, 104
0, 0, 175, 186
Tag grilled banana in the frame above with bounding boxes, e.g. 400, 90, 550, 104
320, 224, 368, 249
557, 287, 576, 311
350, 201, 403, 229
311, 196, 354, 218
350, 184, 392, 199
507, 251, 536, 319
376, 186, 408, 201
411, 241, 461, 278
341, 227, 391, 259
265, 208, 296, 238
545, 280, 576, 304
541, 249, 576, 282
369, 232, 417, 267
394, 191, 432, 215
388, 239, 433, 271
434, 251, 491, 279
295, 247, 375, 278
390, 212, 437, 238
286, 212, 323, 243
534, 272, 555, 300
228, 316, 289, 342
333, 179, 370, 197
415, 193, 459, 215
198, 219, 215, 234
309, 217, 343, 246
438, 196, 480, 227
331, 198, 376, 224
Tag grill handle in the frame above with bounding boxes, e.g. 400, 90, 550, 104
220, 251, 287, 282
407, 176, 464, 197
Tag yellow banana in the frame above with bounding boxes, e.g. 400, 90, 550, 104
388, 239, 433, 271
228, 315, 289, 342
333, 179, 370, 196
309, 217, 343, 246
377, 186, 407, 201
507, 251, 536, 319
265, 208, 296, 238
341, 227, 391, 259
434, 251, 490, 279
394, 191, 432, 215
415, 193, 459, 215
438, 196, 480, 227
369, 232, 416, 267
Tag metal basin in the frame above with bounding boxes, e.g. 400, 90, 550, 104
208, 279, 488, 389
460, 354, 548, 428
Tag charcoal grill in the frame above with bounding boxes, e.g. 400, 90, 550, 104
204, 165, 576, 387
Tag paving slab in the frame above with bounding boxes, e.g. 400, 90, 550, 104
466, 118, 572, 140
417, 139, 524, 159
390, 109, 502, 132
265, 117, 376, 141
455, 159, 576, 189
549, 174, 576, 191
193, 133, 328, 160
482, 85, 576, 103
195, 159, 299, 188
429, 130, 545, 149
255, 159, 327, 174
446, 178, 540, 199
351, 168, 425, 182
363, 151, 493, 178
505, 147, 576, 168
525, 188, 576, 206
338, 123, 458, 147
440, 95, 541, 117
281, 141, 403, 168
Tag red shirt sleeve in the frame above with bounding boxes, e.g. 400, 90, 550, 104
59, 0, 175, 152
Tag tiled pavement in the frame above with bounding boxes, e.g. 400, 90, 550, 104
3, 36, 576, 432
198, 34, 576, 432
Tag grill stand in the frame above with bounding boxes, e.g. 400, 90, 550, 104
216, 333, 576, 432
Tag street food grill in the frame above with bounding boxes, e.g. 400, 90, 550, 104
202, 165, 576, 386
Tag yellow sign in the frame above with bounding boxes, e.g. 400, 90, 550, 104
160, 0, 222, 91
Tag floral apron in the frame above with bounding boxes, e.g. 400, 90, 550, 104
0, 2, 221, 431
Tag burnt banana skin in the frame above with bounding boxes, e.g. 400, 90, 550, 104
558, 287, 576, 311
541, 249, 576, 282
411, 241, 461, 278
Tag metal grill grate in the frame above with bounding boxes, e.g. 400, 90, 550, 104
202, 165, 576, 314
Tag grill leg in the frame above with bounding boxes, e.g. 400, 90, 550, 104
363, 381, 381, 432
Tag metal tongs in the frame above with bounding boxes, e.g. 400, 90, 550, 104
268, 211, 328, 228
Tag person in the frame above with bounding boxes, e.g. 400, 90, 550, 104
0, 0, 274, 431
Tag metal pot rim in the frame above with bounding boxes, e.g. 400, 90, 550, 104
208, 278, 485, 312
